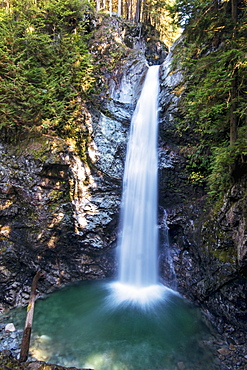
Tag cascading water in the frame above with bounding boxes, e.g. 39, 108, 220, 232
118, 65, 159, 287
110, 65, 172, 305
1, 62, 217, 370
159, 208, 177, 290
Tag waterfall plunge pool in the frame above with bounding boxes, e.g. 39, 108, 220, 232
2, 66, 217, 370
4, 279, 217, 370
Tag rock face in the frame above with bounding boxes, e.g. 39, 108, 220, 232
0, 18, 153, 311
157, 43, 247, 341
0, 135, 119, 309
0, 18, 246, 367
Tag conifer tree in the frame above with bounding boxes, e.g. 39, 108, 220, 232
170, 0, 247, 197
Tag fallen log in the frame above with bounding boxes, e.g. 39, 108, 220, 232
19, 270, 42, 362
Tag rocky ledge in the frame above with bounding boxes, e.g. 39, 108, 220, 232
0, 350, 92, 370
0, 324, 92, 370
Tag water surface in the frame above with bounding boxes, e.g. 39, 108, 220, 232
6, 280, 216, 370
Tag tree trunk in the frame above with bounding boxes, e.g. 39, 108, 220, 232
109, 0, 112, 16
125, 0, 129, 20
19, 271, 42, 362
231, 0, 238, 23
127, 0, 133, 20
118, 0, 121, 16
230, 70, 238, 145
229, 0, 239, 145
142, 0, 148, 25
134, 0, 141, 22
96, 0, 100, 12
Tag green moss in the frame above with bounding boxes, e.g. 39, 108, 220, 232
49, 190, 64, 202
48, 203, 60, 211
25, 208, 39, 222
212, 249, 237, 264
202, 219, 237, 264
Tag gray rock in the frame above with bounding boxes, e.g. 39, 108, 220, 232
5, 323, 15, 333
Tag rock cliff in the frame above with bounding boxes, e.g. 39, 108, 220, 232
158, 43, 247, 345
0, 17, 246, 369
0, 17, 162, 312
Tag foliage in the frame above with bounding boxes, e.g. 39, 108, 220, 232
95, 0, 180, 46
143, 0, 181, 46
171, 0, 247, 199
0, 0, 94, 141
167, 0, 208, 27
88, 15, 129, 95
208, 128, 247, 198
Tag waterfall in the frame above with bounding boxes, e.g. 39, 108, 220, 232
118, 65, 160, 287
160, 208, 177, 289
2, 63, 213, 370
110, 65, 165, 305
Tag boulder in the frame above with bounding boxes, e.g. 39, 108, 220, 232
4, 323, 16, 333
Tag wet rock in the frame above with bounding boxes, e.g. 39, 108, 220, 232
0, 322, 22, 357
176, 362, 185, 370
155, 42, 247, 369
5, 323, 16, 332
0, 135, 120, 311
218, 348, 231, 355
88, 112, 127, 178
0, 16, 246, 370
0, 350, 93, 369
109, 54, 148, 106
0, 24, 152, 311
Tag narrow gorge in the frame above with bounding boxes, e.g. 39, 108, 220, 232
0, 5, 247, 370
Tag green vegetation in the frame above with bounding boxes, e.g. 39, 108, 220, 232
0, 0, 246, 201
0, 0, 94, 142
93, 0, 180, 46
170, 0, 247, 200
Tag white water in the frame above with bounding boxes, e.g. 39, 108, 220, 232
116, 65, 160, 292
0, 63, 215, 370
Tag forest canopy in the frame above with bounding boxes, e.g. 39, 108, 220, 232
170, 0, 247, 199
0, 0, 178, 142
0, 0, 94, 140
0, 0, 246, 200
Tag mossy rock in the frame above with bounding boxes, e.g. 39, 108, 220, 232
0, 351, 92, 370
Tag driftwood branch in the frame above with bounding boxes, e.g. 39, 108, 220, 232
19, 270, 42, 362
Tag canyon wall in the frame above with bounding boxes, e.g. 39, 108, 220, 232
0, 20, 246, 343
